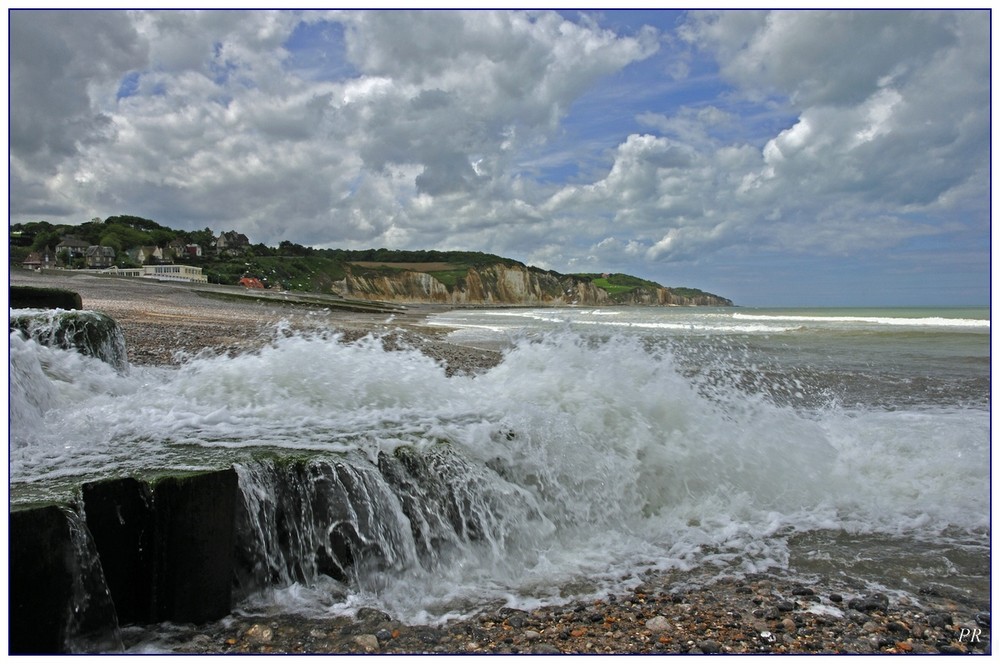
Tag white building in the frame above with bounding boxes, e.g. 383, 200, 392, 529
101, 264, 208, 283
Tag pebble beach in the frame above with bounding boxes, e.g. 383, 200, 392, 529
125, 573, 989, 655
9, 269, 501, 374
9, 269, 991, 655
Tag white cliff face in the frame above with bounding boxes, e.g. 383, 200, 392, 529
332, 264, 731, 307
337, 270, 451, 303
466, 265, 547, 304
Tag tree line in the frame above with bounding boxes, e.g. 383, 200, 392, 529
10, 216, 215, 256
9, 215, 524, 272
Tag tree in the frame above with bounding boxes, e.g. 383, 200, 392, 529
151, 229, 176, 246
189, 227, 215, 251
278, 240, 311, 256
104, 215, 166, 232
31, 229, 63, 252
116, 254, 139, 269
100, 225, 151, 253
76, 219, 106, 244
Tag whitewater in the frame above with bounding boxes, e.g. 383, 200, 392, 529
9, 305, 991, 624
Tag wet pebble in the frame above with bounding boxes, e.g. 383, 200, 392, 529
848, 593, 889, 613
645, 616, 671, 633
129, 569, 989, 656
927, 613, 952, 628
244, 624, 273, 644
352, 634, 379, 652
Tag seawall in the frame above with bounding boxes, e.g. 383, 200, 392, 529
11, 470, 239, 653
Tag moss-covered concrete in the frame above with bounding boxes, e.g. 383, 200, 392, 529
9, 505, 120, 654
9, 506, 78, 653
10, 309, 130, 371
81, 477, 155, 625
150, 469, 238, 624
9, 285, 83, 310
10, 469, 241, 653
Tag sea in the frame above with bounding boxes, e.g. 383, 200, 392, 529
8, 305, 991, 630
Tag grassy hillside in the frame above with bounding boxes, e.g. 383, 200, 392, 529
10, 217, 731, 304
575, 273, 662, 295
201, 254, 349, 291
570, 272, 723, 303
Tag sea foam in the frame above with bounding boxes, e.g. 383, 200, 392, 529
9, 324, 989, 621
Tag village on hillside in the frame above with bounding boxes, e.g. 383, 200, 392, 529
16, 229, 252, 285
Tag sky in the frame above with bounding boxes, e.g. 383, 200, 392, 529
6, 8, 992, 306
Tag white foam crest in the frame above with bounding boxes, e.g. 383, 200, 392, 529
9, 330, 476, 482
13, 327, 986, 533
431, 308, 803, 339
9, 332, 59, 442
9, 332, 146, 460
463, 332, 987, 538
733, 312, 989, 328
10, 326, 988, 621
168, 340, 464, 455
566, 317, 798, 334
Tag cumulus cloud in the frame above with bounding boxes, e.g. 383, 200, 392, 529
681, 10, 958, 107
9, 9, 659, 251
7, 9, 988, 304
9, 10, 148, 218
564, 9, 988, 266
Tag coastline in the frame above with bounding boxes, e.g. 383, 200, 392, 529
8, 269, 990, 655
9, 269, 501, 374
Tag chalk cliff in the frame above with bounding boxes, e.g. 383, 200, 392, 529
331, 263, 733, 307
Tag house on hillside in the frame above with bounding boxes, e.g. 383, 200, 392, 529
129, 245, 163, 264
166, 238, 187, 260
215, 230, 250, 255
85, 245, 116, 268
166, 238, 203, 258
55, 236, 90, 261
22, 246, 57, 270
